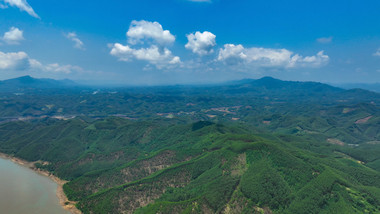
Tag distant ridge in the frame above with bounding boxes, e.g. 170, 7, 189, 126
0, 75, 378, 101
228, 76, 340, 89
222, 76, 344, 95
0, 75, 77, 92
335, 83, 380, 93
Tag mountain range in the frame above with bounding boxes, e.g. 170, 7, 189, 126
0, 75, 379, 213
335, 83, 380, 93
0, 75, 77, 92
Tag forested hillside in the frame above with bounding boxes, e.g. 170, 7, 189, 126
0, 76, 379, 213
0, 118, 379, 213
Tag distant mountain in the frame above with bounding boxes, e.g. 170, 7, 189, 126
208, 77, 349, 104
227, 76, 343, 92
0, 75, 379, 107
335, 83, 380, 93
0, 75, 77, 92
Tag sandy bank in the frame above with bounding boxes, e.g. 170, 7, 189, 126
0, 153, 82, 214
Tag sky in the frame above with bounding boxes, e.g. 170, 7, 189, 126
0, 0, 380, 85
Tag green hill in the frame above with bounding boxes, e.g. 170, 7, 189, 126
0, 118, 379, 213
0, 76, 379, 213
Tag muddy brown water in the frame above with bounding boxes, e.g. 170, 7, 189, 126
0, 157, 70, 214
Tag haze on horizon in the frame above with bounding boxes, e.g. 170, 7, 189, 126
1, 0, 380, 85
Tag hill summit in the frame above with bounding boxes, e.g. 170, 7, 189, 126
0, 75, 77, 92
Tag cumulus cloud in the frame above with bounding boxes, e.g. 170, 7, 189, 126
185, 31, 216, 55
111, 20, 330, 72
110, 44, 180, 69
127, 20, 175, 46
217, 44, 246, 65
65, 32, 84, 50
110, 20, 180, 69
1, 0, 39, 18
218, 44, 329, 68
0, 51, 30, 70
2, 27, 24, 45
374, 48, 380, 57
289, 51, 329, 67
317, 36, 333, 44
30, 59, 83, 74
40, 63, 83, 74
0, 51, 84, 74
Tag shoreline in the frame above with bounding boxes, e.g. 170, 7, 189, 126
0, 153, 82, 214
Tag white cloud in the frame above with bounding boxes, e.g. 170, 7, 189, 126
41, 63, 83, 74
2, 27, 24, 45
217, 44, 246, 65
110, 20, 180, 69
185, 31, 216, 55
1, 0, 39, 18
0, 51, 29, 70
30, 59, 84, 74
317, 36, 333, 44
0, 51, 84, 74
127, 20, 175, 46
110, 20, 329, 72
110, 44, 180, 69
65, 32, 84, 50
289, 51, 329, 68
218, 44, 329, 68
374, 48, 380, 57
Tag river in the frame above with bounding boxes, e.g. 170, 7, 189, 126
0, 157, 70, 214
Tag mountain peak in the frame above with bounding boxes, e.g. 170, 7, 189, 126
16, 75, 33, 79
13, 75, 37, 83
0, 75, 78, 92
258, 76, 278, 81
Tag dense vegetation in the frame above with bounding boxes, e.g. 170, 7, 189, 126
0, 76, 379, 213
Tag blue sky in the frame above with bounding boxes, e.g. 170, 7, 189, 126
0, 0, 380, 85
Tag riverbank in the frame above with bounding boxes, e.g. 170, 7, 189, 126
0, 153, 81, 214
